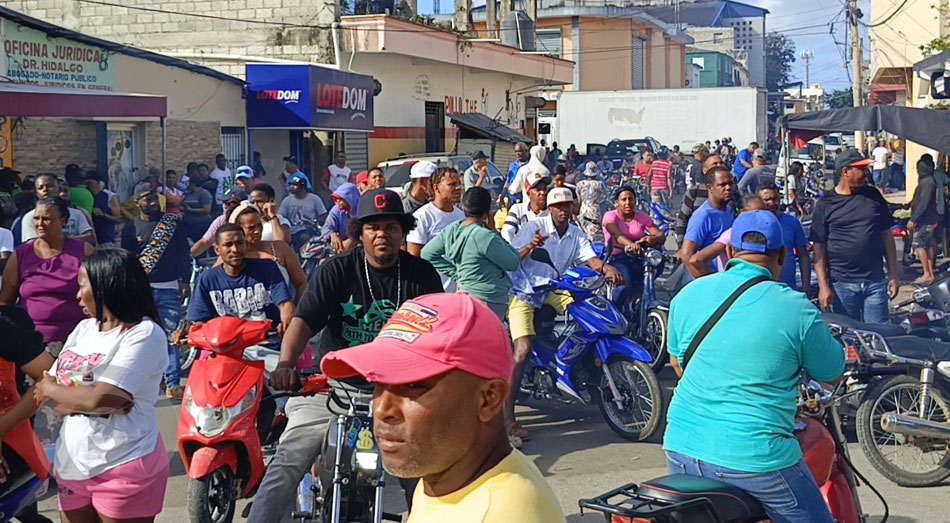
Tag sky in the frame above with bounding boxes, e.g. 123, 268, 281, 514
415, 0, 871, 92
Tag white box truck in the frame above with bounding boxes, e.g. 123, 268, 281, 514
554, 87, 768, 153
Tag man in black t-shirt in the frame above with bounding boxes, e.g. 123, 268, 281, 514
810, 149, 898, 324
248, 189, 442, 522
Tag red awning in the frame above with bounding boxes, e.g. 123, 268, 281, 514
0, 82, 166, 118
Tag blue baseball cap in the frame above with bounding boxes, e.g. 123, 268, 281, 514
730, 211, 784, 253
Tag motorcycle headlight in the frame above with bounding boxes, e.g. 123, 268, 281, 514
646, 250, 664, 267
184, 386, 257, 438
575, 273, 605, 291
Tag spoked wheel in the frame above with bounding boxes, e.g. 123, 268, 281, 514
188, 467, 238, 523
856, 375, 950, 487
595, 355, 663, 441
180, 345, 198, 372
642, 309, 669, 374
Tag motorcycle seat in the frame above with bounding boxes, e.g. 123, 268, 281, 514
882, 335, 950, 363
821, 312, 906, 337
637, 474, 765, 522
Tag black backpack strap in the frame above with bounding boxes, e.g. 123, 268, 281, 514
680, 275, 771, 371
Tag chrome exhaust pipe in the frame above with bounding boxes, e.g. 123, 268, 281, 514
881, 413, 950, 440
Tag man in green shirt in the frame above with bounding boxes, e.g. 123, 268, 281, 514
65, 164, 94, 214
665, 210, 844, 523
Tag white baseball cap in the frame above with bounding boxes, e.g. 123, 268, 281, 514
235, 165, 253, 179
410, 160, 437, 179
523, 169, 552, 191
546, 187, 574, 206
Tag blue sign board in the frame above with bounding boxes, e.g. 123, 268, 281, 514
246, 64, 374, 132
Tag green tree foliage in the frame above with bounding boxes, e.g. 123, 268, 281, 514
766, 33, 797, 92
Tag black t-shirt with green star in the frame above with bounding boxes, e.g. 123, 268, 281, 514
295, 248, 444, 356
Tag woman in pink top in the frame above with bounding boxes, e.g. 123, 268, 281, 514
0, 197, 92, 346
602, 186, 666, 309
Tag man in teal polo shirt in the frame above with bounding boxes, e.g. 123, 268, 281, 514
664, 210, 844, 523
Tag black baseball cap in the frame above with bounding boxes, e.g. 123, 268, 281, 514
834, 148, 873, 172
357, 189, 406, 219
473, 150, 489, 160
283, 155, 298, 163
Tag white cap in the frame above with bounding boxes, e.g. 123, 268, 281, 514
235, 165, 253, 179
546, 187, 574, 206
410, 160, 438, 179
523, 170, 551, 191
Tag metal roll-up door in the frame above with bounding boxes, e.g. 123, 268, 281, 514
344, 132, 369, 172
631, 35, 645, 90
536, 29, 562, 58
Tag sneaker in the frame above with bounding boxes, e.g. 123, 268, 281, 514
166, 385, 185, 400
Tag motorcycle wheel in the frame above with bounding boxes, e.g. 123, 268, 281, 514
856, 374, 950, 487
594, 355, 663, 441
180, 345, 198, 372
187, 468, 238, 523
643, 309, 669, 374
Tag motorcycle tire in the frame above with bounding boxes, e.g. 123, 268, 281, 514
594, 355, 663, 442
180, 345, 198, 372
855, 374, 950, 487
643, 309, 669, 374
187, 468, 238, 523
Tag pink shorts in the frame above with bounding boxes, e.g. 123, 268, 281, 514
57, 435, 169, 518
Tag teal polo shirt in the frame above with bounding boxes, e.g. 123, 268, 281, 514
663, 259, 845, 473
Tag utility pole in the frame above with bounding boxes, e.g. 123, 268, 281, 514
800, 50, 813, 87
849, 0, 865, 151
485, 0, 497, 38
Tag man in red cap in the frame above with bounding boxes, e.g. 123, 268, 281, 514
321, 293, 566, 523
356, 171, 371, 194
248, 189, 442, 522
811, 148, 899, 324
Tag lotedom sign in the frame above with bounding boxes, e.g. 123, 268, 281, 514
246, 64, 374, 132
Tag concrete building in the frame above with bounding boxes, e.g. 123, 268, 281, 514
645, 0, 768, 88
686, 50, 746, 87
869, 0, 948, 106
464, 6, 690, 92
783, 84, 825, 113
0, 6, 245, 198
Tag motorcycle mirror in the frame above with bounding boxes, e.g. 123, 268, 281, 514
529, 248, 557, 272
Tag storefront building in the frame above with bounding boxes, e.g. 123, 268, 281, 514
339, 15, 573, 166
0, 6, 245, 198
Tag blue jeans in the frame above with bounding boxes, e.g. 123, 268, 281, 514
872, 168, 887, 188
831, 279, 889, 324
665, 451, 833, 523
152, 287, 182, 387
889, 163, 905, 190
608, 254, 644, 313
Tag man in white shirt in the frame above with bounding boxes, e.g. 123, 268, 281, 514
505, 187, 623, 441
406, 168, 464, 257
209, 154, 234, 208
323, 152, 352, 193
17, 173, 95, 245
501, 172, 550, 243
871, 143, 890, 189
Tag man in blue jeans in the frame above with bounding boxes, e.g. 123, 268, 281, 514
121, 189, 192, 399
666, 211, 845, 523
811, 149, 900, 323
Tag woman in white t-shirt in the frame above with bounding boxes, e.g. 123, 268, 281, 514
34, 248, 169, 522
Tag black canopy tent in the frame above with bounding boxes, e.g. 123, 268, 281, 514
777, 105, 950, 154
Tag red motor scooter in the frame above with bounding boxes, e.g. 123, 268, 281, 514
177, 316, 328, 523
578, 377, 880, 523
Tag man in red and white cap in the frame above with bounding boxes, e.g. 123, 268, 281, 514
504, 187, 623, 442
321, 293, 566, 523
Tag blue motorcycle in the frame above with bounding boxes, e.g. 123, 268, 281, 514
522, 249, 664, 441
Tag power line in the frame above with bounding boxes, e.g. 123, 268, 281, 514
864, 0, 911, 28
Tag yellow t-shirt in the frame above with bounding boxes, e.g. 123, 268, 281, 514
406, 449, 566, 523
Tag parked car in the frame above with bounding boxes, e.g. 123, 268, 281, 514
824, 134, 843, 169
584, 137, 667, 171
377, 153, 505, 198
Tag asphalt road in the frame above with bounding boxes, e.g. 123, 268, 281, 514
33, 372, 948, 522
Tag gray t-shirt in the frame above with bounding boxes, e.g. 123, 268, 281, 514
737, 166, 774, 195
278, 193, 328, 233
20, 208, 93, 241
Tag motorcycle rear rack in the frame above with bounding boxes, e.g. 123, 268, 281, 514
844, 328, 931, 368
578, 482, 727, 523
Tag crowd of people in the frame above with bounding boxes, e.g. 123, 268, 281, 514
0, 131, 938, 523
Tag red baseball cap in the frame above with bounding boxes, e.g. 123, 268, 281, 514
356, 171, 369, 184
321, 293, 513, 385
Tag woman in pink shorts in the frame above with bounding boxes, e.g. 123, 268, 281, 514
34, 248, 170, 522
